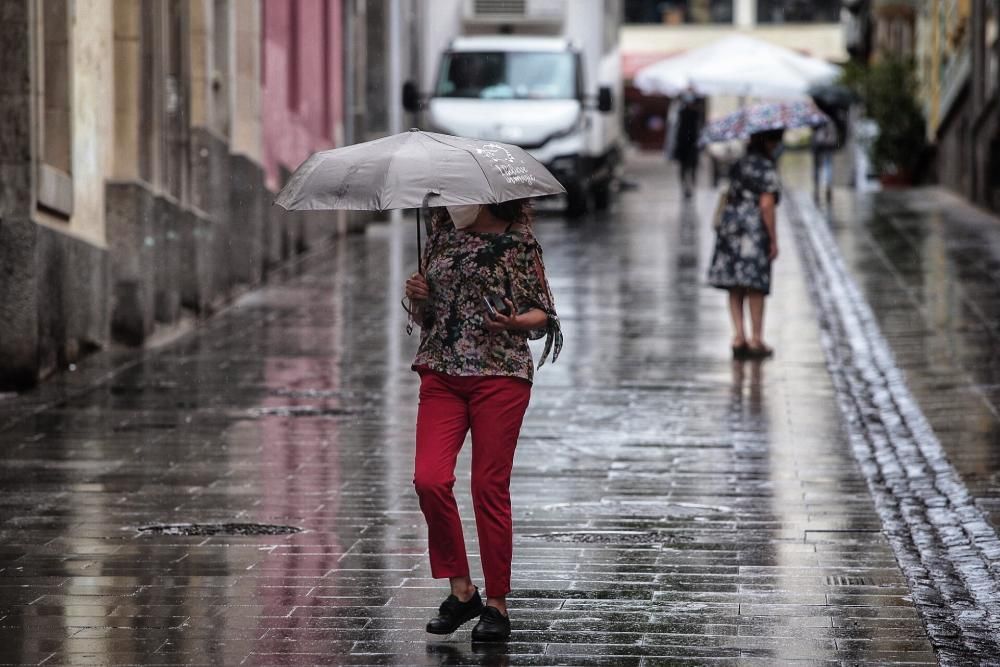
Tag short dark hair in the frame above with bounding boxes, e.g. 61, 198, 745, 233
488, 198, 532, 225
748, 129, 784, 155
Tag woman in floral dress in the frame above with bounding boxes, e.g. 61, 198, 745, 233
707, 129, 783, 358
403, 199, 561, 642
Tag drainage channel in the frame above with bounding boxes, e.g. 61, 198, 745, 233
137, 523, 303, 537
789, 192, 1000, 663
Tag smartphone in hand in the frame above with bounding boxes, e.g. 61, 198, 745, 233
482, 294, 510, 319
483, 296, 499, 319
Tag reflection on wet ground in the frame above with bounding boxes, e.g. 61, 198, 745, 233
825, 188, 1000, 530
0, 154, 935, 664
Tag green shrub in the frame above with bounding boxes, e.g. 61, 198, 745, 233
842, 57, 927, 176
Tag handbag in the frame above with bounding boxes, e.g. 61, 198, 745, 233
712, 189, 729, 229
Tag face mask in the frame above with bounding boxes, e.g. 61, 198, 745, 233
447, 204, 481, 229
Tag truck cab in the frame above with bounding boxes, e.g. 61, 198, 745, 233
403, 1, 622, 216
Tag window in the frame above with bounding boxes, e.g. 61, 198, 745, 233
212, 0, 231, 137
756, 0, 840, 24
164, 0, 189, 201
139, 0, 189, 201
38, 0, 73, 217
436, 52, 579, 100
624, 0, 733, 25
987, 0, 999, 99
288, 0, 300, 111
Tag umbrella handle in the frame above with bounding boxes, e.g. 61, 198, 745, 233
416, 191, 439, 275
417, 207, 423, 275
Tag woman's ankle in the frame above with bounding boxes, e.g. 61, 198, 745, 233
449, 577, 476, 601
485, 597, 508, 616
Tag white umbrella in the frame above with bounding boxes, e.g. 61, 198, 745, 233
634, 35, 841, 99
274, 129, 566, 274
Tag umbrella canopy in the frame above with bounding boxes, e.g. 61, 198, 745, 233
808, 82, 858, 112
699, 100, 831, 145
634, 35, 841, 99
274, 129, 566, 212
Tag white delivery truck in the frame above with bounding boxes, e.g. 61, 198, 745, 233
403, 0, 623, 216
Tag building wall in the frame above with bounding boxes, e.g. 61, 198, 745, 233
0, 0, 359, 389
0, 0, 113, 385
261, 0, 343, 192
914, 0, 1000, 213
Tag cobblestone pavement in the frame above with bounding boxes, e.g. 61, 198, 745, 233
821, 187, 1000, 531
788, 189, 1000, 661
0, 153, 963, 665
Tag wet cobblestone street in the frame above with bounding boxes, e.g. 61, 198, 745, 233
822, 188, 1000, 532
2, 154, 993, 665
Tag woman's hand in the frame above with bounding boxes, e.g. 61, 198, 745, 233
485, 298, 519, 333
405, 273, 429, 301
759, 192, 778, 262
485, 301, 548, 333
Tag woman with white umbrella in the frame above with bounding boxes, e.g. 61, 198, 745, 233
275, 130, 565, 642
404, 198, 561, 641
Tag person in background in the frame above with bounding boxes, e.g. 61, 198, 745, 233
707, 128, 783, 359
811, 119, 839, 204
666, 86, 704, 198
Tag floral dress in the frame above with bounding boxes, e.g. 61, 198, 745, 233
411, 211, 562, 383
707, 153, 781, 295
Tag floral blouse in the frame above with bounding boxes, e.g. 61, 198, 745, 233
410, 209, 562, 383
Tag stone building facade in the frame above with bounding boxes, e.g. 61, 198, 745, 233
0, 0, 372, 388
864, 0, 1000, 212
915, 0, 1000, 214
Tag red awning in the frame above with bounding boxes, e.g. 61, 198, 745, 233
622, 51, 683, 80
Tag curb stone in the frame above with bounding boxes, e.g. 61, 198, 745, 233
788, 191, 1000, 663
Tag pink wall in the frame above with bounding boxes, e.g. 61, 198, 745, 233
262, 0, 344, 192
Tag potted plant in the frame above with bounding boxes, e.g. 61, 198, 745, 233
843, 57, 927, 185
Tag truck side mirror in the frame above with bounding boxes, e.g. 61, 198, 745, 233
403, 80, 420, 112
597, 86, 613, 113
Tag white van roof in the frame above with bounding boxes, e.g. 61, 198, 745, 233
449, 36, 571, 53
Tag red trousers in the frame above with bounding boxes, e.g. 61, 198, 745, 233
413, 369, 531, 597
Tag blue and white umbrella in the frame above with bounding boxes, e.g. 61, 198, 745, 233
699, 100, 832, 146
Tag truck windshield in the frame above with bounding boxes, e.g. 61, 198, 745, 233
436, 52, 577, 100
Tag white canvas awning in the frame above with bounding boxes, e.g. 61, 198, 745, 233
633, 35, 841, 99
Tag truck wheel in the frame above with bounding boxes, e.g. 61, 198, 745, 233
591, 181, 612, 210
565, 186, 589, 218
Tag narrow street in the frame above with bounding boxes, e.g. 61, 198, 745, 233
3, 153, 980, 665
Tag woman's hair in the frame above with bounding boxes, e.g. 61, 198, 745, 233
747, 129, 784, 156
488, 198, 533, 226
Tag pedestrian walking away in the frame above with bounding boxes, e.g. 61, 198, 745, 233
403, 199, 562, 642
666, 87, 703, 198
811, 120, 840, 204
707, 129, 783, 359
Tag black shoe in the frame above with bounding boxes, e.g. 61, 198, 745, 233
471, 605, 511, 642
745, 343, 774, 359
425, 588, 484, 635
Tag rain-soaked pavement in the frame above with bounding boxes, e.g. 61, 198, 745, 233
3, 152, 996, 665
821, 187, 1000, 531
